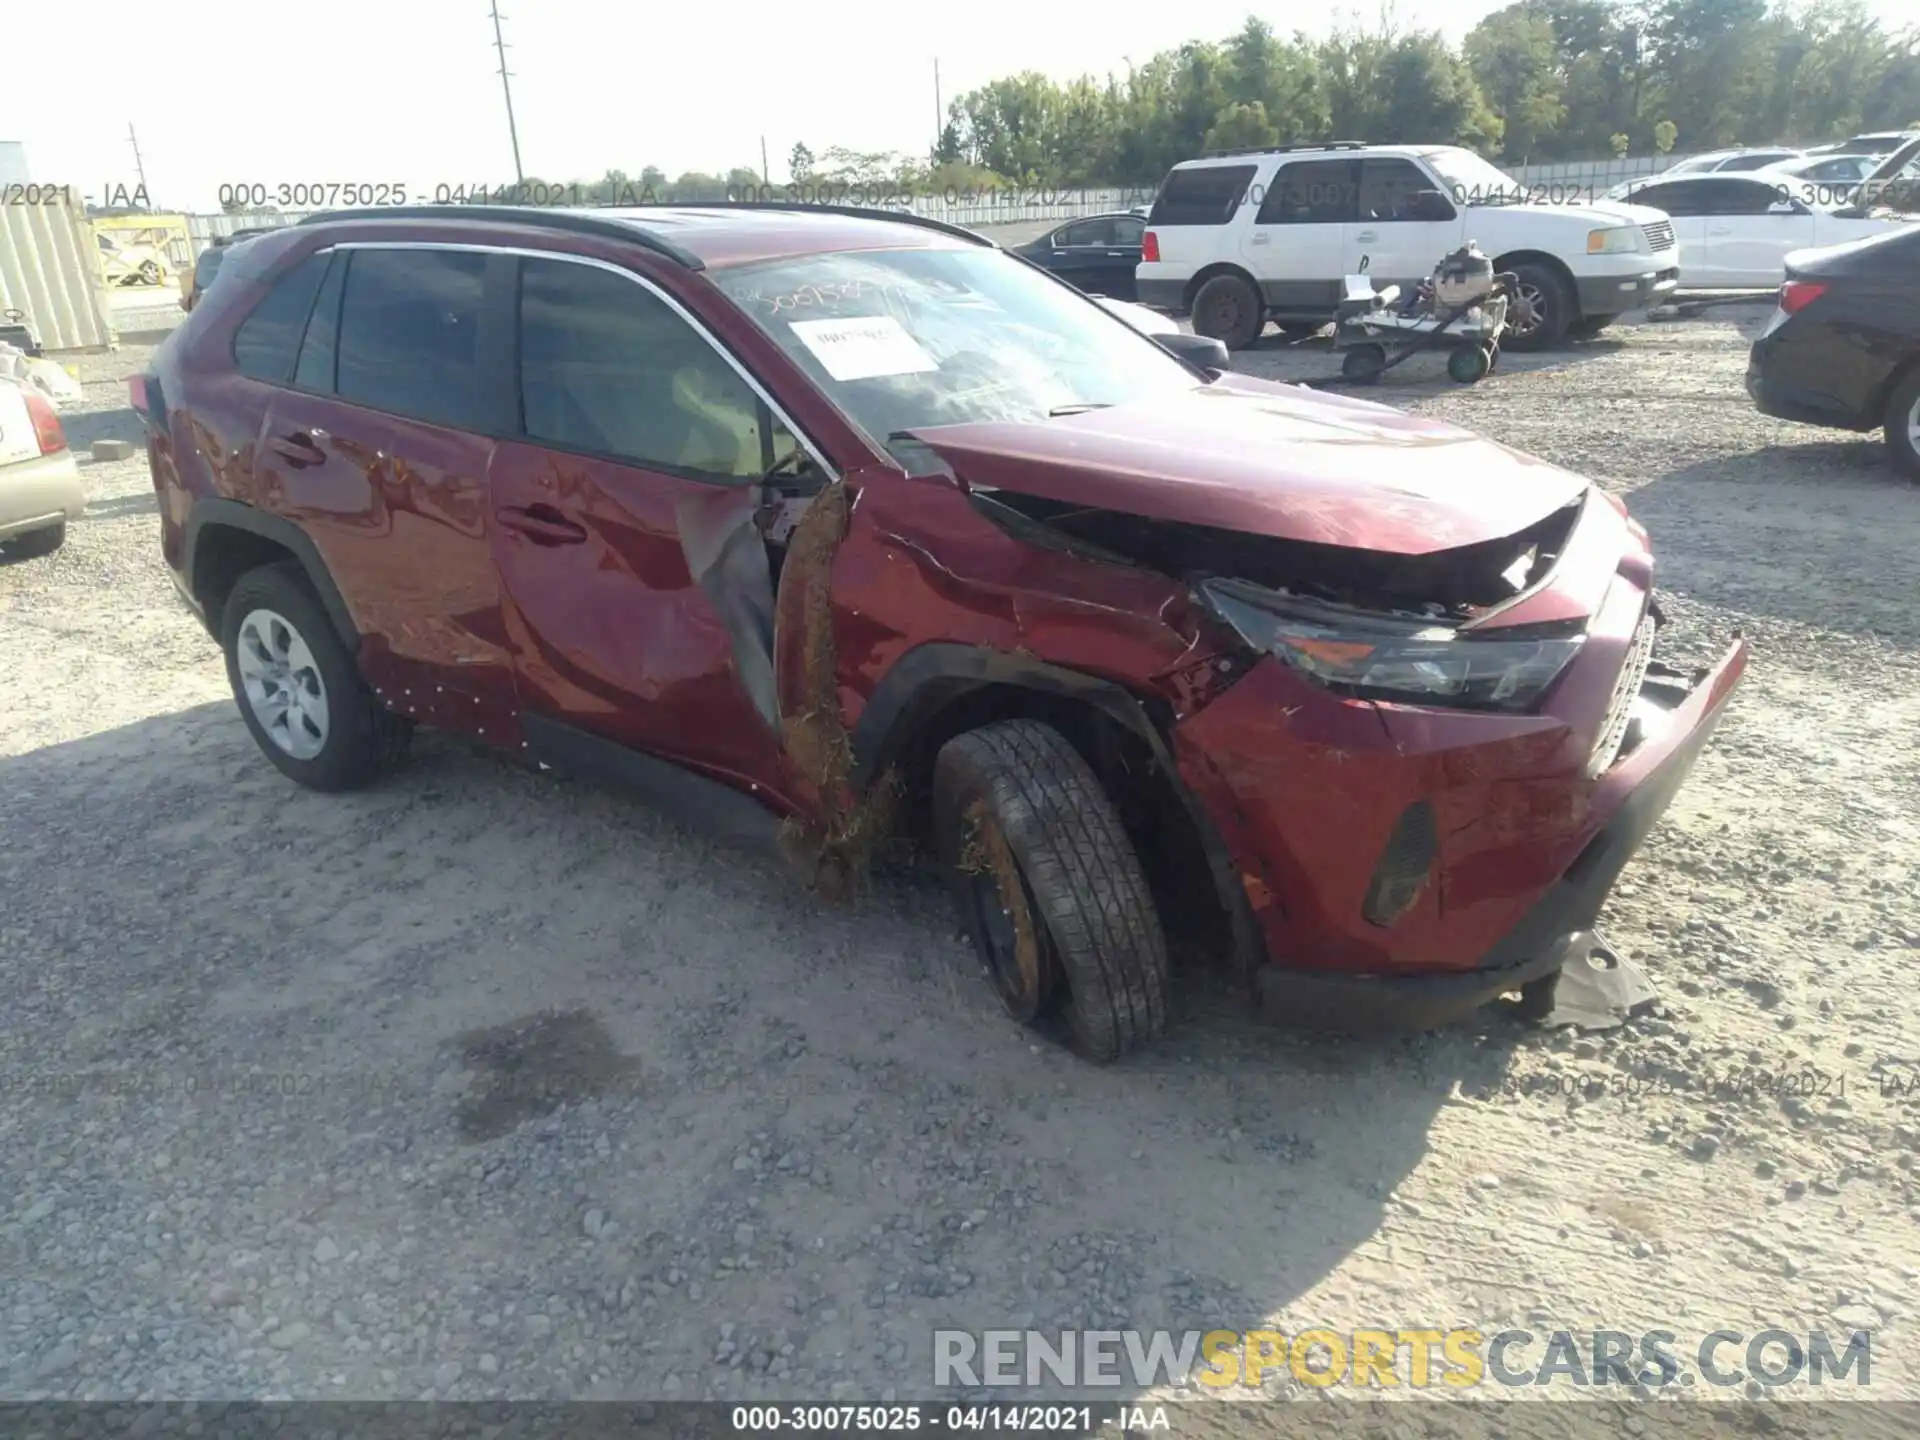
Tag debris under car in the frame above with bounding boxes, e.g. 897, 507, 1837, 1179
134, 202, 1748, 1061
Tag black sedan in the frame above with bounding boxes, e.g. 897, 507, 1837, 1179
1747, 223, 1920, 478
1012, 212, 1147, 299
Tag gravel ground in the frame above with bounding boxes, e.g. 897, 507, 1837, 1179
2, 305, 1918, 1417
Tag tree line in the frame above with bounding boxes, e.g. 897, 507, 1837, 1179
212, 1, 1920, 212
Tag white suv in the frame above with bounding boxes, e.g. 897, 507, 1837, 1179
1135, 143, 1681, 350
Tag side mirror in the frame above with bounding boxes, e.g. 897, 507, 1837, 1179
1156, 332, 1231, 370
1408, 189, 1457, 221
1767, 199, 1800, 215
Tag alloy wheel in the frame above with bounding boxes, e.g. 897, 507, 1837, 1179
235, 608, 330, 760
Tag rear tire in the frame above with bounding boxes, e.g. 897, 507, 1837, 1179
1884, 368, 1920, 481
1342, 344, 1387, 384
1505, 263, 1573, 351
221, 561, 412, 792
0, 520, 66, 560
932, 720, 1170, 1062
1191, 273, 1265, 350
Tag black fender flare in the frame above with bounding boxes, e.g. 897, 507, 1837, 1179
850, 642, 1270, 975
182, 497, 359, 649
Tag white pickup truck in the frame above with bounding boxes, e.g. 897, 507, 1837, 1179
1134, 142, 1681, 350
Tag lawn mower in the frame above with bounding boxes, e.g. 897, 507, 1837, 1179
1331, 242, 1518, 385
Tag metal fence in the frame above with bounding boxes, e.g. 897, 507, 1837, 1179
172, 155, 1703, 263
1, 197, 116, 352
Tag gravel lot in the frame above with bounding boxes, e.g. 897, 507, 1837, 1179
2, 305, 1918, 1419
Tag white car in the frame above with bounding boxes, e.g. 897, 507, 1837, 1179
1613, 168, 1909, 288
1769, 153, 1881, 188
1135, 143, 1679, 349
0, 376, 83, 559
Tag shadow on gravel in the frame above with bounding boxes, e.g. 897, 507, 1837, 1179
60, 406, 145, 453
84, 491, 159, 520
0, 699, 1520, 1389
1626, 441, 1920, 649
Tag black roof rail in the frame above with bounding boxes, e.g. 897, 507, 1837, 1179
293, 205, 707, 269
1200, 140, 1369, 158
655, 199, 997, 247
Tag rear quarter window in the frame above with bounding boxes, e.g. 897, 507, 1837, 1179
231, 253, 330, 384
1149, 165, 1258, 226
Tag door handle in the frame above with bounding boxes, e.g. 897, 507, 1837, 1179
1708, 226, 1733, 235
1249, 232, 1271, 245
1355, 230, 1379, 242
497, 502, 587, 546
268, 430, 325, 467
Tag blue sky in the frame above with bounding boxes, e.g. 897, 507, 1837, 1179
3, 0, 1915, 211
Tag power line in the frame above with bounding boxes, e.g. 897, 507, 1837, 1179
489, 2, 524, 183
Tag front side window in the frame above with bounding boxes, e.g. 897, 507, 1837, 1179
334, 249, 489, 430
517, 257, 792, 482
711, 244, 1199, 472
232, 252, 330, 384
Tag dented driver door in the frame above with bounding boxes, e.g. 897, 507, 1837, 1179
487, 255, 794, 800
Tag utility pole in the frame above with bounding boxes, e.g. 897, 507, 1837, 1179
934, 59, 943, 148
489, 1, 525, 183
761, 135, 770, 185
126, 123, 150, 198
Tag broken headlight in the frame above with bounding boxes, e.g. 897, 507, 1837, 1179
1201, 579, 1584, 712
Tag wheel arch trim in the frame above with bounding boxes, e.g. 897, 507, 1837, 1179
183, 497, 359, 651
851, 641, 1271, 975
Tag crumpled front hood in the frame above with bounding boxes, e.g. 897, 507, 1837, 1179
904, 374, 1590, 556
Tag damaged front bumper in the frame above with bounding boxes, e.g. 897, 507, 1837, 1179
1231, 635, 1748, 1034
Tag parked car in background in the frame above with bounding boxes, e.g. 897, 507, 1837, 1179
180, 228, 277, 312
1012, 212, 1146, 298
1807, 131, 1916, 158
1666, 147, 1805, 176
1770, 153, 1880, 188
1615, 169, 1909, 287
95, 230, 171, 287
1747, 225, 1920, 478
0, 374, 82, 559
1137, 143, 1678, 350
130, 201, 1746, 1057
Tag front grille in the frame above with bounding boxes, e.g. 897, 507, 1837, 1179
1641, 221, 1676, 252
1588, 613, 1658, 777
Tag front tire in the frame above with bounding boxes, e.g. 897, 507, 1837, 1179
1191, 273, 1265, 350
932, 720, 1169, 1062
1505, 263, 1573, 351
0, 520, 66, 560
221, 562, 411, 791
1884, 368, 1920, 481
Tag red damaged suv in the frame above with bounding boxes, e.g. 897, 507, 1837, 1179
134, 203, 1746, 1060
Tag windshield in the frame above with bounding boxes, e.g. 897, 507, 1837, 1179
1419, 148, 1528, 205
711, 246, 1201, 471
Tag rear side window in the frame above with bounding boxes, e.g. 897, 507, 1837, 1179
1150, 164, 1258, 226
232, 253, 330, 384
1056, 218, 1115, 247
516, 256, 791, 482
1255, 160, 1358, 225
334, 249, 490, 430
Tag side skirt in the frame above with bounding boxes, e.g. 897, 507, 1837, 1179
520, 713, 784, 854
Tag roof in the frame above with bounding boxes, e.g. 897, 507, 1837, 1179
293, 203, 993, 270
